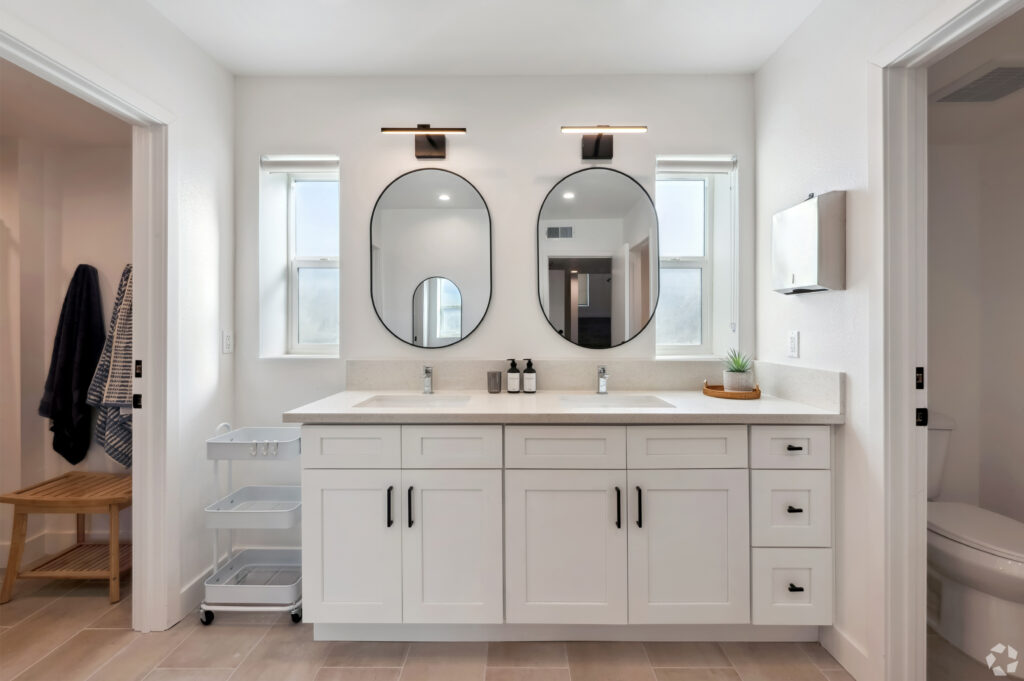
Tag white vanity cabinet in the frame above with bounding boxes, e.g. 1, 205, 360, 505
301, 425, 504, 625
627, 469, 750, 624
300, 420, 835, 632
504, 469, 628, 624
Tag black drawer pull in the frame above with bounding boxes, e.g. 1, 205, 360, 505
786, 444, 804, 452
615, 487, 622, 529
787, 505, 804, 514
407, 486, 414, 528
386, 486, 394, 527
788, 583, 805, 593
636, 486, 643, 528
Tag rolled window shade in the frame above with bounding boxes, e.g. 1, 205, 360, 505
260, 154, 340, 172
656, 155, 737, 175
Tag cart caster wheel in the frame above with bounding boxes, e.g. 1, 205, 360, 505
200, 610, 214, 626
290, 609, 302, 623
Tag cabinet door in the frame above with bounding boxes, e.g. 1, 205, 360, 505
402, 470, 503, 623
505, 470, 627, 624
302, 469, 401, 623
628, 469, 750, 624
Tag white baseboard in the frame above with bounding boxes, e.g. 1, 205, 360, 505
0, 530, 48, 569
313, 623, 819, 642
821, 624, 874, 681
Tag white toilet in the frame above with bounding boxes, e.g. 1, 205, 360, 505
927, 412, 1024, 675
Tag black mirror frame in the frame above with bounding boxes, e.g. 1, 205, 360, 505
535, 166, 661, 349
369, 167, 493, 349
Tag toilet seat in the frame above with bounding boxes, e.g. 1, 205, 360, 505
928, 501, 1024, 562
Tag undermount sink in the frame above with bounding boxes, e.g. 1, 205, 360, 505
558, 394, 674, 409
354, 394, 471, 408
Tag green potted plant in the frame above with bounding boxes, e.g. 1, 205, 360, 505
722, 349, 754, 392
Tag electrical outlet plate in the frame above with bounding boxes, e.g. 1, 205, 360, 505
221, 330, 234, 354
788, 330, 800, 358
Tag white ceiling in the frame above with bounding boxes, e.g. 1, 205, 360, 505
540, 168, 650, 220
145, 0, 822, 76
0, 60, 131, 147
929, 8, 1024, 145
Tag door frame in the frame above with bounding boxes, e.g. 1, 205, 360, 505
874, 0, 1024, 678
0, 21, 172, 632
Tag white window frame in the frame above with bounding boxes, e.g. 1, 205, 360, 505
287, 172, 340, 355
656, 173, 714, 356
435, 279, 461, 340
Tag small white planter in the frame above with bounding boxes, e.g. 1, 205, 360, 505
723, 370, 754, 392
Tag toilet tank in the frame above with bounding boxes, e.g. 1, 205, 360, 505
928, 412, 956, 500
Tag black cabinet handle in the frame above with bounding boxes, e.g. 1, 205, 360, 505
636, 486, 643, 528
407, 486, 414, 528
615, 487, 621, 528
786, 444, 804, 452
386, 486, 394, 527
788, 583, 805, 593
787, 505, 804, 514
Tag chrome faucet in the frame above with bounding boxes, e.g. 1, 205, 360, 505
597, 366, 609, 394
423, 366, 433, 394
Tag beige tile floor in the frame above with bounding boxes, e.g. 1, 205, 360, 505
0, 576, 874, 681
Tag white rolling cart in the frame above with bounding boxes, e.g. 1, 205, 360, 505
200, 425, 303, 625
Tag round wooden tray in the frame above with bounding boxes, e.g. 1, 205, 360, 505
702, 380, 761, 400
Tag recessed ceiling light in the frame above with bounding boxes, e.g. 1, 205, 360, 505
438, 194, 451, 201
563, 191, 575, 200
569, 269, 579, 274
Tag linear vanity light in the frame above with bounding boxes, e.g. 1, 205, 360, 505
380, 123, 467, 159
561, 124, 648, 161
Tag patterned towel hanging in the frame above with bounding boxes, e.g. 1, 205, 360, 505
88, 264, 133, 467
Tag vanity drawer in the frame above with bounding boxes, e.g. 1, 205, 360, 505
401, 426, 502, 468
751, 470, 831, 547
750, 426, 831, 469
627, 426, 747, 468
302, 426, 401, 469
505, 426, 626, 469
752, 548, 833, 625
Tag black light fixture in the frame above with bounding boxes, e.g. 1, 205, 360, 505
380, 123, 467, 159
560, 125, 648, 161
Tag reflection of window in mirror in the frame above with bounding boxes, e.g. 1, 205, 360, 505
257, 155, 340, 357
655, 158, 738, 357
437, 278, 462, 339
577, 273, 590, 308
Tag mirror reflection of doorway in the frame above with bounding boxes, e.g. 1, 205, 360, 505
547, 257, 612, 348
411, 277, 462, 348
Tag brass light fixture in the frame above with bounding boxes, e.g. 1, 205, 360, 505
380, 123, 467, 159
560, 124, 648, 161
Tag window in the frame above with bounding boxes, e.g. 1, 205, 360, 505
655, 157, 739, 356
258, 155, 340, 357
436, 278, 462, 339
288, 176, 339, 353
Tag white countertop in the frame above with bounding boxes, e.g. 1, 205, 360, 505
283, 390, 844, 425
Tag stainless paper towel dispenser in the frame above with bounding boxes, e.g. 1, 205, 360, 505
771, 191, 846, 294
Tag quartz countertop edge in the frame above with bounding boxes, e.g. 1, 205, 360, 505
283, 390, 844, 425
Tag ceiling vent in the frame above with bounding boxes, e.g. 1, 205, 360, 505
936, 65, 1024, 102
546, 226, 573, 239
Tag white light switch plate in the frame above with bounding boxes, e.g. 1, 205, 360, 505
221, 330, 234, 354
788, 330, 800, 358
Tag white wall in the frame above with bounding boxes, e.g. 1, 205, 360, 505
235, 75, 756, 426
754, 0, 978, 678
930, 132, 1024, 521
1, 0, 235, 626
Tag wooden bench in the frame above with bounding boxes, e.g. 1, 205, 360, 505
1, 472, 132, 604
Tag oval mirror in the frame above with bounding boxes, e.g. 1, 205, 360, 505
371, 169, 491, 347
537, 168, 659, 348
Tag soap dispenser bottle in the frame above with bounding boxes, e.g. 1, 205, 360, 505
506, 359, 521, 393
523, 359, 537, 394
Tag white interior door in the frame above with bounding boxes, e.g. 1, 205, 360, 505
505, 469, 627, 624
302, 469, 402, 623
628, 469, 750, 623
402, 470, 503, 623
